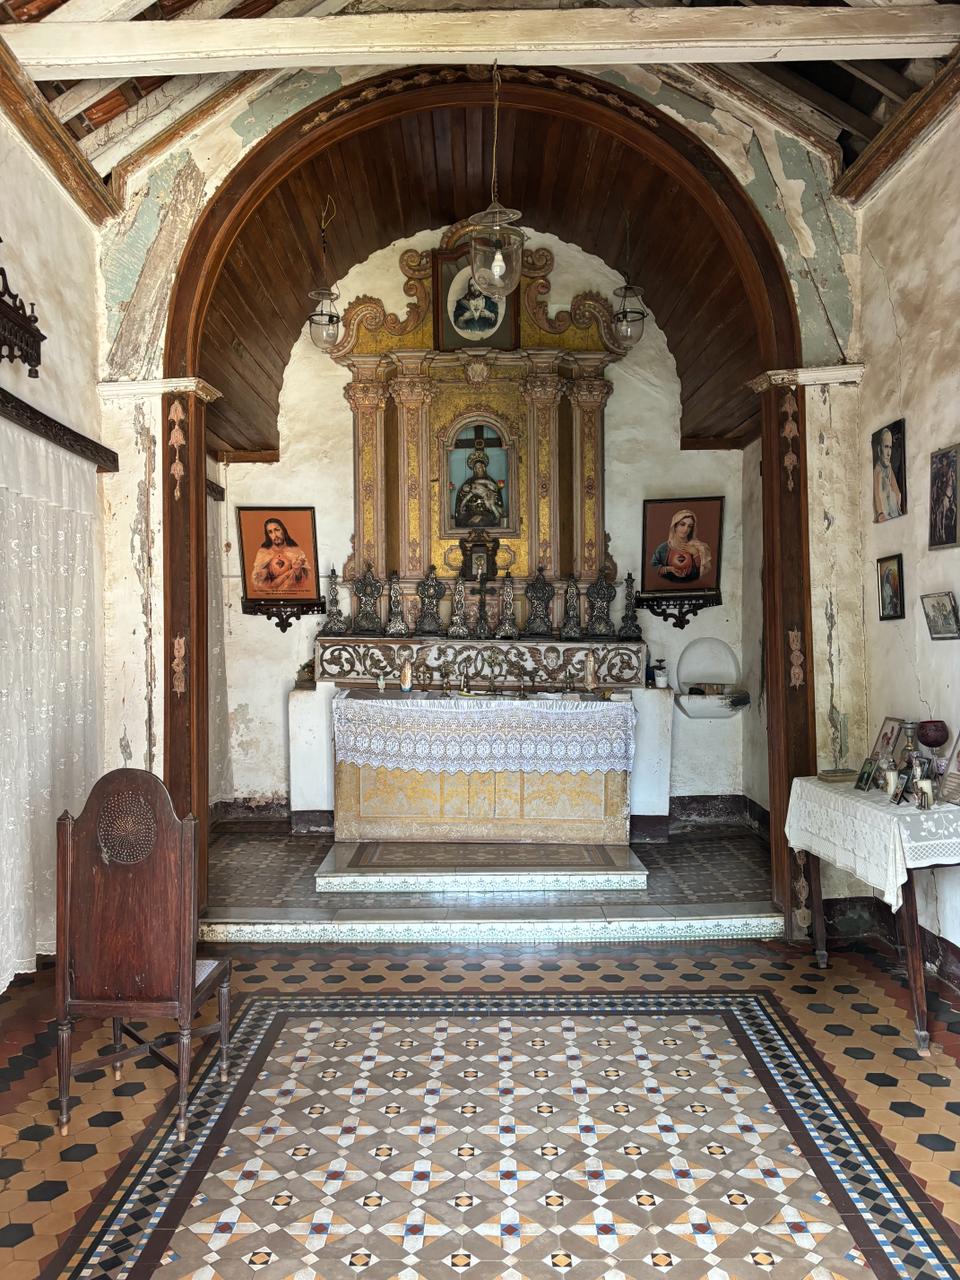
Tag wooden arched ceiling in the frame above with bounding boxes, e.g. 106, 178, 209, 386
199, 102, 761, 457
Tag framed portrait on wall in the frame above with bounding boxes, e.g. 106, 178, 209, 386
876, 553, 904, 620
432, 244, 519, 352
929, 443, 959, 550
639, 497, 724, 595
921, 590, 960, 640
871, 419, 906, 523
236, 506, 324, 630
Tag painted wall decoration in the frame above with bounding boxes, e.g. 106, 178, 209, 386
921, 591, 960, 641
871, 419, 906, 523
877, 553, 904, 621
236, 507, 321, 604
640, 497, 724, 595
929, 443, 959, 550
432, 244, 519, 352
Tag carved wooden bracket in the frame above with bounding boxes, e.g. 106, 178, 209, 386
241, 598, 327, 634
636, 590, 723, 631
0, 239, 45, 378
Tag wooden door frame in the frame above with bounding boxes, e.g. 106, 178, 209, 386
163, 66, 815, 914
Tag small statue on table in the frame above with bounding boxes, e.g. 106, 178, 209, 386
447, 576, 470, 639
352, 563, 384, 635
321, 566, 349, 636
560, 575, 582, 640
586, 567, 616, 638
385, 571, 410, 637
414, 564, 446, 636
523, 565, 554, 637
495, 571, 519, 640
617, 572, 644, 640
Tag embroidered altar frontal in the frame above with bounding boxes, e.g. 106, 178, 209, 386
53, 991, 960, 1280
332, 692, 635, 843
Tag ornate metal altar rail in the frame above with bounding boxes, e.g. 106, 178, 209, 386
304, 637, 647, 691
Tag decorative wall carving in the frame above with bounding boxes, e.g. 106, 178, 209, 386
780, 387, 801, 492
167, 399, 187, 501
0, 240, 45, 378
788, 627, 806, 689
172, 635, 187, 695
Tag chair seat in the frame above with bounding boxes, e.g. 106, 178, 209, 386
195, 958, 219, 986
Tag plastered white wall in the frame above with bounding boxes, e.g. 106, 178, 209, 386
741, 438, 769, 810
215, 229, 751, 802
860, 106, 960, 946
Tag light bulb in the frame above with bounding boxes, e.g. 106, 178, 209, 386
491, 243, 506, 280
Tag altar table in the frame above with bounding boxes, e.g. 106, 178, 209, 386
331, 690, 635, 845
786, 776, 960, 1052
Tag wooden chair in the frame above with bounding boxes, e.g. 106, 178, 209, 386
56, 768, 231, 1143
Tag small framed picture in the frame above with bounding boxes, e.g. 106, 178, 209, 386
877, 554, 904, 621
921, 591, 960, 640
930, 444, 960, 550
890, 770, 911, 805
432, 243, 519, 352
871, 419, 906, 523
854, 757, 877, 791
870, 716, 903, 762
639, 497, 724, 596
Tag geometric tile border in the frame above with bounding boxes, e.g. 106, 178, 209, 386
40, 991, 960, 1280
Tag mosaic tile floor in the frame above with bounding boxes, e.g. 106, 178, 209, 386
1, 942, 959, 1280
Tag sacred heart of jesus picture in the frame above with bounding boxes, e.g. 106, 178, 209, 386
640, 496, 725, 595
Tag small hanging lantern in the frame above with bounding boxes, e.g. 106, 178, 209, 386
612, 213, 647, 349
308, 197, 340, 351
468, 64, 524, 301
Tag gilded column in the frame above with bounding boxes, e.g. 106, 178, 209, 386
521, 363, 564, 575
568, 370, 612, 578
345, 359, 389, 577
390, 361, 433, 578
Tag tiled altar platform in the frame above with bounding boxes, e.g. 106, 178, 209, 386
202, 823, 783, 944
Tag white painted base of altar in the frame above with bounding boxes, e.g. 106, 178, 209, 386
288, 684, 673, 822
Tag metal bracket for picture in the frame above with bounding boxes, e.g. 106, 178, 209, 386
0, 239, 45, 378
636, 590, 722, 631
241, 597, 327, 634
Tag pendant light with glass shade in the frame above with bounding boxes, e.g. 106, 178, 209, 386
468, 63, 524, 301
612, 213, 648, 349
308, 196, 341, 351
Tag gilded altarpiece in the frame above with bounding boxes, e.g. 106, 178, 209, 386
332, 227, 625, 627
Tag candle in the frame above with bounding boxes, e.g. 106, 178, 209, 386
885, 769, 898, 796
918, 780, 934, 808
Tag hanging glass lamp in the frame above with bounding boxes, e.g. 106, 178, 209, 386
468, 64, 524, 301
308, 284, 340, 350
612, 282, 648, 348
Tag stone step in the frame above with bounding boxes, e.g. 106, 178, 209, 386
314, 842, 649, 893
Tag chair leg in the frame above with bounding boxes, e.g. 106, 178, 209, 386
218, 968, 231, 1084
177, 1027, 191, 1143
57, 1020, 72, 1137
112, 1017, 124, 1080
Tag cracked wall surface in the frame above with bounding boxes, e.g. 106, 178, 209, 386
860, 105, 960, 946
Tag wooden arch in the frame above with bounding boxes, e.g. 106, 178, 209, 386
163, 65, 812, 915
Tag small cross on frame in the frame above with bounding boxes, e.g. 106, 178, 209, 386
470, 573, 496, 639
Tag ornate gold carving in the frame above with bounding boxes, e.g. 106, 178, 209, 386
465, 358, 490, 385
521, 252, 626, 356
333, 250, 433, 360
172, 634, 187, 695
788, 628, 806, 689
780, 387, 800, 492
167, 399, 187, 501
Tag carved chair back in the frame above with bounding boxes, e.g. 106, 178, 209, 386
56, 768, 198, 1016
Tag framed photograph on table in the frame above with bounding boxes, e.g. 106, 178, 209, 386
870, 716, 903, 762
921, 591, 960, 640
855, 757, 878, 791
929, 443, 959, 550
877, 554, 904, 621
939, 732, 960, 805
871, 419, 906, 523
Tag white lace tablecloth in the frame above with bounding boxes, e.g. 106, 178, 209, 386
785, 776, 960, 910
332, 692, 635, 776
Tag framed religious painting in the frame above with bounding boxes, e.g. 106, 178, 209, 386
869, 716, 903, 762
639, 497, 724, 595
929, 443, 960, 550
921, 590, 960, 640
235, 506, 325, 632
871, 419, 906, 523
432, 243, 519, 352
877, 553, 904, 621
939, 731, 960, 804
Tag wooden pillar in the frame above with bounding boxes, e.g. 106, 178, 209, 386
521, 358, 564, 575
391, 356, 433, 578
162, 379, 220, 913
567, 361, 612, 579
345, 358, 390, 577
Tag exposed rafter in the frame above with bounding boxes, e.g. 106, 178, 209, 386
5, 7, 959, 80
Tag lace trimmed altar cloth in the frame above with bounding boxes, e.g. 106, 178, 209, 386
785, 776, 960, 910
332, 691, 635, 776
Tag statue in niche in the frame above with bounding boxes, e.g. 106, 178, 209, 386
414, 564, 446, 636
450, 426, 508, 530
385, 571, 409, 637
352, 563, 384, 635
560, 575, 582, 641
586, 568, 616, 638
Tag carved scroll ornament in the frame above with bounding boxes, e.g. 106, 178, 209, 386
331, 250, 432, 361
521, 247, 627, 356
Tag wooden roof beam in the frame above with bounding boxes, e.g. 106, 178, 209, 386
6, 7, 960, 81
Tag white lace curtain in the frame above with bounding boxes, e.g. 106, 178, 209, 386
0, 415, 99, 994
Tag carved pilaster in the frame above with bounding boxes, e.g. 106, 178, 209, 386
567, 374, 612, 578
390, 371, 433, 577
521, 368, 564, 576
345, 362, 389, 577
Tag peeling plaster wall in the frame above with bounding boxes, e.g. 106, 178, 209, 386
741, 438, 769, 811
214, 231, 748, 802
208, 488, 234, 804
860, 106, 960, 947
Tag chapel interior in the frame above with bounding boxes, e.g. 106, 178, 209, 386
2, 3, 960, 1277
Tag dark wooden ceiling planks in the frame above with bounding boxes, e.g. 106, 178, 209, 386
198, 102, 766, 454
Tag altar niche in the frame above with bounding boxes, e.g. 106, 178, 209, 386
447, 423, 513, 535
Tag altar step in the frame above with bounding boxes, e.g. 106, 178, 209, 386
314, 842, 649, 893
199, 898, 783, 945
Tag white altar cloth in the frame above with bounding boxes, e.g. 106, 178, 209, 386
331, 691, 635, 776
785, 776, 960, 910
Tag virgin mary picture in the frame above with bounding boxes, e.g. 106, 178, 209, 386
640, 497, 724, 595
447, 266, 504, 341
